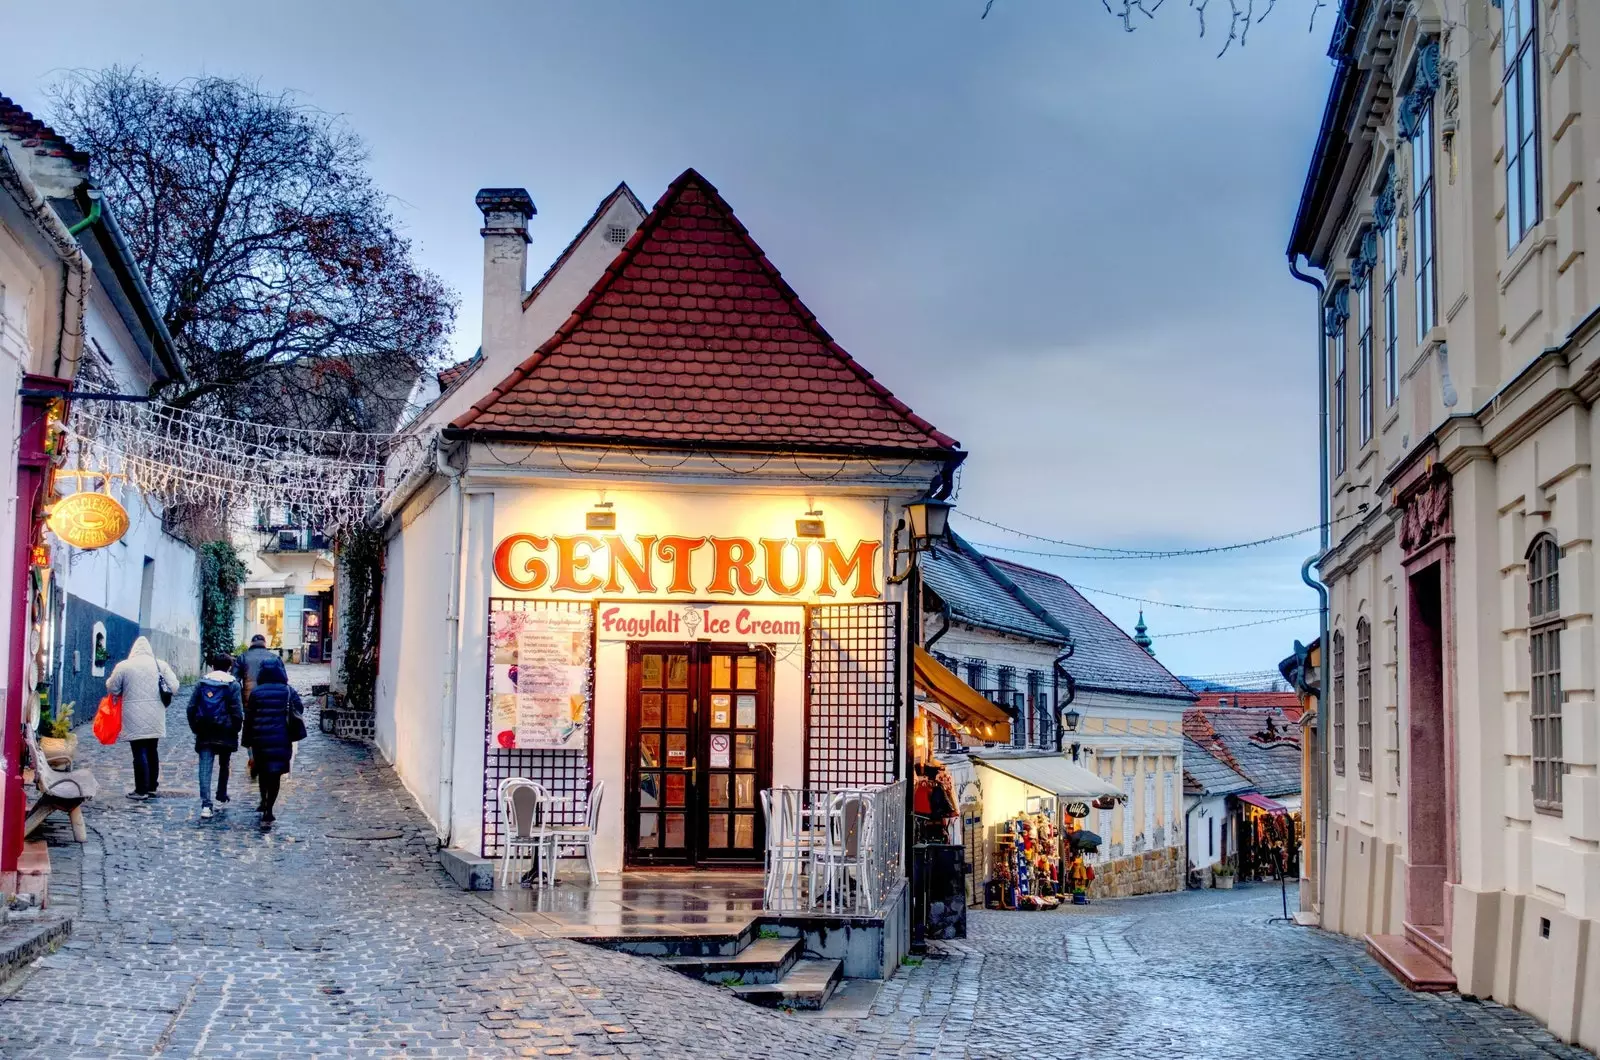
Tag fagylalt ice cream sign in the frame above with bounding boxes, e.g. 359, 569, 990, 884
493, 533, 881, 600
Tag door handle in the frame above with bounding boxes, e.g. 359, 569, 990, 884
686, 757, 697, 784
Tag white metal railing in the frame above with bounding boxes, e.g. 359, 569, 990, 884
762, 781, 906, 916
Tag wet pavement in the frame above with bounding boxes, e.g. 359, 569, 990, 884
0, 668, 1590, 1058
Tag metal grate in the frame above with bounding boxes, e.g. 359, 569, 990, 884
805, 602, 901, 787
481, 598, 595, 858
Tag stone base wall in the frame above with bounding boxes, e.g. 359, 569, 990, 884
1089, 846, 1183, 899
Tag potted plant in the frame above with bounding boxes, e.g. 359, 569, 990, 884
1212, 862, 1235, 890
38, 701, 76, 767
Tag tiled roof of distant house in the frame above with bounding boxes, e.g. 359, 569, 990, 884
452, 168, 959, 455
1191, 691, 1302, 711
1182, 735, 1254, 796
1183, 707, 1302, 798
0, 94, 88, 166
919, 534, 1195, 701
437, 350, 482, 391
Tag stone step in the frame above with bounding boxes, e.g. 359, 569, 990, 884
730, 958, 842, 1010
660, 935, 803, 985
597, 919, 759, 959
1403, 921, 1452, 969
1365, 933, 1456, 992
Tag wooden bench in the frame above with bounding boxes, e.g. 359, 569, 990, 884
22, 730, 96, 843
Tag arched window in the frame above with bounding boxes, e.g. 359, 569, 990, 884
1528, 534, 1564, 811
1356, 618, 1373, 781
1331, 629, 1346, 776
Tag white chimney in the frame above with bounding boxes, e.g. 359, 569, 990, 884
474, 187, 535, 361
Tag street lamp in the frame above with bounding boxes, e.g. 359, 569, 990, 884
1061, 705, 1083, 762
905, 498, 953, 551
888, 497, 954, 583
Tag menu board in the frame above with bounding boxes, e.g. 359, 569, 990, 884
489, 606, 593, 752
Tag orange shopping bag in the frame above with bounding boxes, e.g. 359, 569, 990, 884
92, 693, 122, 745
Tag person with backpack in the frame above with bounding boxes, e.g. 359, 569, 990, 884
106, 637, 180, 799
187, 653, 244, 819
241, 655, 305, 832
231, 634, 279, 703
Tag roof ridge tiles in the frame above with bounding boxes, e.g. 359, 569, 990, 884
452, 168, 959, 453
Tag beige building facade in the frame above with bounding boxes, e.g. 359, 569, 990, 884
1290, 0, 1600, 1045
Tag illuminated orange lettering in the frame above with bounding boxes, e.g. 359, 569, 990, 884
551, 534, 603, 593
656, 536, 707, 594
605, 535, 657, 593
708, 537, 764, 595
493, 533, 550, 592
760, 538, 807, 597
816, 539, 881, 599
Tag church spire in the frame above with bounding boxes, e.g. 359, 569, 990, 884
1133, 611, 1154, 655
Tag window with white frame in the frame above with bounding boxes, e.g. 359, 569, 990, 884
1528, 534, 1564, 811
1382, 219, 1399, 406
1503, 0, 1541, 250
1356, 617, 1373, 781
1331, 628, 1346, 776
1358, 277, 1374, 445
1332, 314, 1348, 475
1413, 104, 1438, 342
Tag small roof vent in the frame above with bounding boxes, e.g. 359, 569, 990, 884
605, 224, 630, 246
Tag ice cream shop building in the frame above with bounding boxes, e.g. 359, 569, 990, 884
375, 170, 962, 876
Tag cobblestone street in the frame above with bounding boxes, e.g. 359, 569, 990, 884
0, 677, 1592, 1058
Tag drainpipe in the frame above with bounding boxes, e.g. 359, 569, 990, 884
66, 195, 101, 237
1289, 253, 1331, 919
435, 445, 467, 848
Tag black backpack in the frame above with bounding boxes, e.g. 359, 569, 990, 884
196, 682, 235, 730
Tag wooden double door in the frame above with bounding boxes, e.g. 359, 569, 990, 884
625, 643, 772, 866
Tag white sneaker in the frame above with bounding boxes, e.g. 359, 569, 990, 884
200, 805, 213, 819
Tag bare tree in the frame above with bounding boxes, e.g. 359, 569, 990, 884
49, 67, 455, 430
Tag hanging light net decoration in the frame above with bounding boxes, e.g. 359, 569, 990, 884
62, 396, 430, 534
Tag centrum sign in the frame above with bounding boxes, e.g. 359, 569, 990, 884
493, 534, 881, 600
598, 603, 805, 643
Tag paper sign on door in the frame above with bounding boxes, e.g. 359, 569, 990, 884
710, 734, 731, 769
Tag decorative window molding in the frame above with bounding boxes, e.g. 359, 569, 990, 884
1332, 629, 1346, 776
1398, 39, 1441, 143
1356, 618, 1373, 780
1528, 534, 1565, 812
1324, 285, 1350, 337
1350, 228, 1379, 291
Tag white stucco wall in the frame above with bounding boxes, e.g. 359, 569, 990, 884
54, 282, 200, 678
375, 482, 454, 831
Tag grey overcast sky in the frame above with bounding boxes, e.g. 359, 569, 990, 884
8, 0, 1335, 682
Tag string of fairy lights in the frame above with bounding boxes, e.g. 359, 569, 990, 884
60, 397, 1321, 647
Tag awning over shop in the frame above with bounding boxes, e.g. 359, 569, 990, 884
1236, 792, 1288, 815
971, 752, 1123, 800
912, 647, 1011, 744
242, 577, 290, 598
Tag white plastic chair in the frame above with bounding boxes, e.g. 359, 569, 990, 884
762, 788, 811, 911
542, 780, 605, 886
498, 778, 544, 888
815, 790, 871, 914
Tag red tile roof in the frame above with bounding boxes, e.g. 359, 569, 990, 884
0, 94, 88, 168
437, 352, 481, 391
452, 169, 960, 454
1191, 691, 1302, 711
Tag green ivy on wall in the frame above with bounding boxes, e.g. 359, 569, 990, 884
339, 522, 384, 712
198, 540, 248, 662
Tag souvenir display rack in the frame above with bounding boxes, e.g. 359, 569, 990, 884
986, 811, 1062, 910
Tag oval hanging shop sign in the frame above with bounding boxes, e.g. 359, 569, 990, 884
48, 491, 129, 550
1064, 801, 1091, 820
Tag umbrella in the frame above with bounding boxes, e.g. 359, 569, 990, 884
1069, 830, 1102, 852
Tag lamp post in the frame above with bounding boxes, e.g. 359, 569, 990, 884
894, 494, 953, 955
